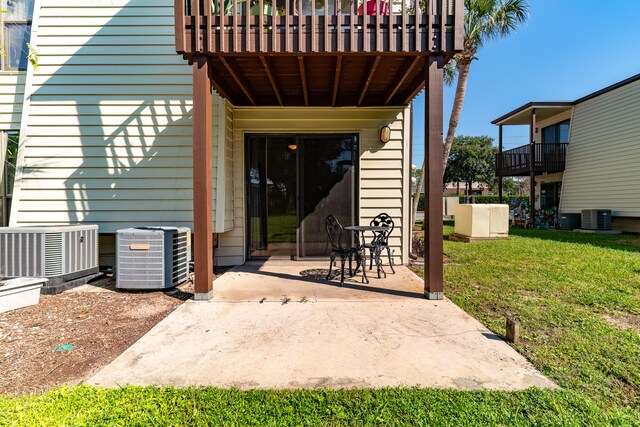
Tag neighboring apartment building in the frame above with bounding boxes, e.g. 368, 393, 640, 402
1, 0, 462, 297
493, 73, 640, 232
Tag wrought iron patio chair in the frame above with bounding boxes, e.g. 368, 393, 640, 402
365, 212, 395, 276
325, 215, 361, 286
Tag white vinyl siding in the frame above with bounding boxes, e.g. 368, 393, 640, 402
10, 0, 231, 233
219, 107, 410, 266
560, 78, 640, 218
0, 72, 26, 130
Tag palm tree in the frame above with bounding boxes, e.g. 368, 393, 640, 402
411, 0, 529, 231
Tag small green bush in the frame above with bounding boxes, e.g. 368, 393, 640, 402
417, 194, 524, 211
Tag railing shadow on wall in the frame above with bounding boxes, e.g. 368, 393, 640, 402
12, 1, 197, 235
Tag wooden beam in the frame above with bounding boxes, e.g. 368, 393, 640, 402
192, 56, 214, 300
233, 0, 239, 52
454, 0, 464, 51
174, 0, 185, 53
219, 56, 257, 106
207, 0, 213, 52
424, 54, 444, 300
530, 108, 536, 227
414, 0, 420, 52
400, 59, 426, 105
385, 56, 421, 105
358, 56, 381, 106
332, 56, 342, 107
260, 56, 283, 106
207, 59, 235, 101
438, 0, 445, 52
298, 56, 308, 107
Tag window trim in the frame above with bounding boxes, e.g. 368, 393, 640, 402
1, 0, 34, 71
541, 120, 570, 144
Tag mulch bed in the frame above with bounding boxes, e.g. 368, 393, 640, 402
0, 271, 226, 396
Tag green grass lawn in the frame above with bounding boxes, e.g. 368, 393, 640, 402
417, 223, 640, 415
1, 386, 637, 426
267, 213, 297, 243
1, 225, 639, 425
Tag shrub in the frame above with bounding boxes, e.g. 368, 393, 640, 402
411, 234, 425, 257
417, 194, 524, 211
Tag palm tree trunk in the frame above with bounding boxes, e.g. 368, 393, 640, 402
442, 58, 471, 173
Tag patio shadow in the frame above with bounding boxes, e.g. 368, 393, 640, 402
223, 261, 426, 300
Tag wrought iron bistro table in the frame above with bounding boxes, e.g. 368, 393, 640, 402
344, 225, 390, 281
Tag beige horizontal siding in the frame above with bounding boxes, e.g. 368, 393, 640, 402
10, 0, 230, 233
223, 107, 410, 266
559, 78, 640, 217
0, 73, 26, 130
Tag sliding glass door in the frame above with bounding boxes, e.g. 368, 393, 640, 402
246, 134, 357, 259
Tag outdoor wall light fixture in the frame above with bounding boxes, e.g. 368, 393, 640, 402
379, 125, 391, 144
288, 144, 297, 150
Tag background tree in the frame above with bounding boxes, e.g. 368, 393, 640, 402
442, 0, 529, 170
411, 0, 529, 229
489, 176, 521, 195
444, 135, 497, 195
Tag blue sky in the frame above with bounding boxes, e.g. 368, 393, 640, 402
411, 0, 640, 166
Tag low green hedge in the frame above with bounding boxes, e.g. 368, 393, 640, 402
417, 194, 524, 210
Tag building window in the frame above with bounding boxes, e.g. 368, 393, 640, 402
542, 120, 570, 144
1, 0, 35, 71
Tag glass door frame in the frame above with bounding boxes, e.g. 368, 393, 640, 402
244, 133, 359, 260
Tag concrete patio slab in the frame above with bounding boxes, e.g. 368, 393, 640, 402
89, 263, 556, 391
212, 260, 425, 302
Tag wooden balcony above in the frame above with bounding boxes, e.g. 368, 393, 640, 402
496, 143, 569, 177
175, 0, 463, 106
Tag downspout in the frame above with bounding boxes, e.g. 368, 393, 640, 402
0, 132, 6, 226
409, 100, 414, 232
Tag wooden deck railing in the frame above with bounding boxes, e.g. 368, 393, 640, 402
496, 143, 569, 177
175, 0, 463, 55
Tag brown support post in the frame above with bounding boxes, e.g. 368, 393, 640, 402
424, 55, 444, 300
498, 124, 503, 203
529, 109, 536, 228
192, 56, 214, 300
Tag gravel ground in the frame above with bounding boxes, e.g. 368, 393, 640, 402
0, 274, 225, 396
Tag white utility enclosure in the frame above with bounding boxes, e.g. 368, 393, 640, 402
454, 204, 509, 239
443, 197, 460, 217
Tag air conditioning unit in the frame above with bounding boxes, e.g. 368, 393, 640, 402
581, 209, 612, 230
116, 227, 190, 290
0, 225, 99, 287
559, 213, 581, 230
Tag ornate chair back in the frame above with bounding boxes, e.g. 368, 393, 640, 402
325, 215, 344, 250
370, 213, 394, 245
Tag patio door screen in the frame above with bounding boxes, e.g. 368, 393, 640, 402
246, 134, 357, 259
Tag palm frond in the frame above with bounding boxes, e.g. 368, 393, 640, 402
444, 58, 459, 86
464, 0, 529, 52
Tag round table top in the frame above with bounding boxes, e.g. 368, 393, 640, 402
344, 225, 389, 232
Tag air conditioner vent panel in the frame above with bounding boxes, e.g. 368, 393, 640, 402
116, 227, 191, 290
581, 209, 612, 230
0, 225, 98, 279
